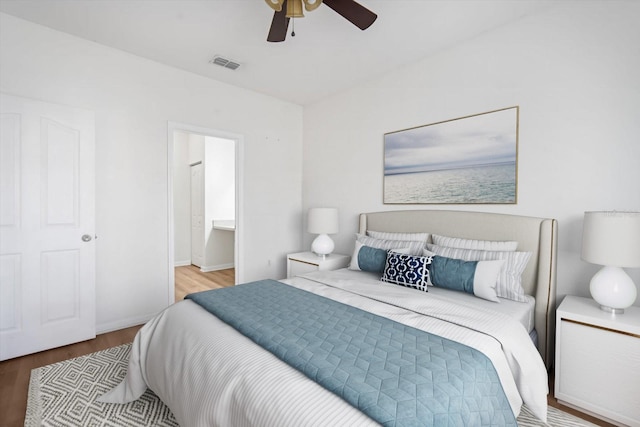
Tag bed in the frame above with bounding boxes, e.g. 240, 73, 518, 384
100, 210, 558, 426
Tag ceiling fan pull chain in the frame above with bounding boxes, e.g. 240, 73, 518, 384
291, 18, 296, 37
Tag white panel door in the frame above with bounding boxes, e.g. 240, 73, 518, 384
0, 93, 95, 361
190, 163, 204, 268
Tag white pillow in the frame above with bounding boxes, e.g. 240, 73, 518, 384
473, 260, 505, 302
425, 243, 532, 303
367, 230, 430, 243
355, 234, 425, 255
432, 234, 518, 251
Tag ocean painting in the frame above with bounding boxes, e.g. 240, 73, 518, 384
384, 107, 518, 204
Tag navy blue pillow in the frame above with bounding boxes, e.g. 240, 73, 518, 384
381, 252, 432, 292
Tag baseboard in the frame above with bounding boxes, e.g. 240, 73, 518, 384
174, 260, 191, 267
200, 263, 235, 273
96, 313, 156, 335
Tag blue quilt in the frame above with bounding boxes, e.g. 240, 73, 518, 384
186, 280, 516, 426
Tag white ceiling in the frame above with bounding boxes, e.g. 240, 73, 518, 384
0, 0, 553, 106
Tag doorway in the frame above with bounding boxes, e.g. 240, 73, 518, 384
167, 122, 243, 306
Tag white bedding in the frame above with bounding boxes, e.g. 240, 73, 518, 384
100, 270, 548, 426
332, 268, 536, 333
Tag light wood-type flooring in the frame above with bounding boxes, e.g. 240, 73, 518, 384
174, 264, 235, 301
0, 266, 614, 427
0, 324, 143, 427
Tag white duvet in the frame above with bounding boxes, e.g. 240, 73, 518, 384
99, 270, 548, 426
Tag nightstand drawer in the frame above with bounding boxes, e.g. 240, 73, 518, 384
556, 319, 640, 424
286, 252, 350, 278
289, 259, 321, 277
555, 296, 640, 426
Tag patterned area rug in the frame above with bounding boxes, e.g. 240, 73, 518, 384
25, 343, 599, 426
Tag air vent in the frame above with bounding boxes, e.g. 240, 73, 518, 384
210, 55, 240, 70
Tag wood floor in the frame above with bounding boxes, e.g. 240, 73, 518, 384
174, 265, 235, 301
0, 324, 143, 427
0, 265, 615, 427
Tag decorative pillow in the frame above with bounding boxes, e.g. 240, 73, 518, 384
367, 230, 430, 243
425, 244, 532, 303
381, 252, 432, 292
432, 234, 518, 251
429, 256, 504, 302
348, 241, 392, 273
355, 234, 425, 255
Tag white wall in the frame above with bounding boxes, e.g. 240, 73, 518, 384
173, 131, 191, 265
205, 137, 235, 222
204, 136, 235, 270
0, 13, 303, 332
302, 1, 640, 306
174, 132, 208, 267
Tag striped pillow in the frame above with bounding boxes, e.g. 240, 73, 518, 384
432, 234, 518, 251
356, 234, 425, 255
425, 243, 531, 303
367, 230, 430, 243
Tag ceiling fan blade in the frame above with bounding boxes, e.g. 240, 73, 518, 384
323, 0, 377, 30
267, 0, 290, 42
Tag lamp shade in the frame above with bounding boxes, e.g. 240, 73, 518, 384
581, 211, 640, 268
307, 208, 339, 235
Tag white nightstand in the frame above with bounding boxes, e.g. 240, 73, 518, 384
555, 295, 640, 426
286, 252, 350, 278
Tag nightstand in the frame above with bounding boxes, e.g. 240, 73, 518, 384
286, 252, 350, 278
555, 295, 640, 426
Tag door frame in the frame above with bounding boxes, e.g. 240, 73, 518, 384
167, 121, 244, 306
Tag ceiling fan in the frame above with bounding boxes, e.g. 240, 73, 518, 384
265, 0, 377, 42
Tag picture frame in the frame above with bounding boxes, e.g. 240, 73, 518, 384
383, 106, 519, 204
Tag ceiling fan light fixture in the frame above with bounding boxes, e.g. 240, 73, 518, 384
265, 0, 285, 12
286, 0, 304, 18
303, 0, 323, 12
266, 0, 376, 42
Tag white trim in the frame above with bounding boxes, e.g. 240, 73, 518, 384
96, 313, 156, 334
200, 263, 235, 272
174, 260, 191, 267
167, 121, 244, 308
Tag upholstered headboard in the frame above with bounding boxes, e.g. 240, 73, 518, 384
359, 210, 558, 369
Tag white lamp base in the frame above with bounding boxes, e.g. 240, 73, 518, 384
589, 266, 637, 314
311, 234, 334, 258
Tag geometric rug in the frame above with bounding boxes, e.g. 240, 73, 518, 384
25, 343, 599, 427
25, 344, 177, 427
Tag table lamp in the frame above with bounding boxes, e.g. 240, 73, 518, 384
581, 211, 640, 314
307, 208, 338, 258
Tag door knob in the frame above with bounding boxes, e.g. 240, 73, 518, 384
81, 234, 93, 242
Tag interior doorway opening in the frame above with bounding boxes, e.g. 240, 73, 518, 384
167, 122, 243, 306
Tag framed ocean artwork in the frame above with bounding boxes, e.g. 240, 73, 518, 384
383, 106, 519, 204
